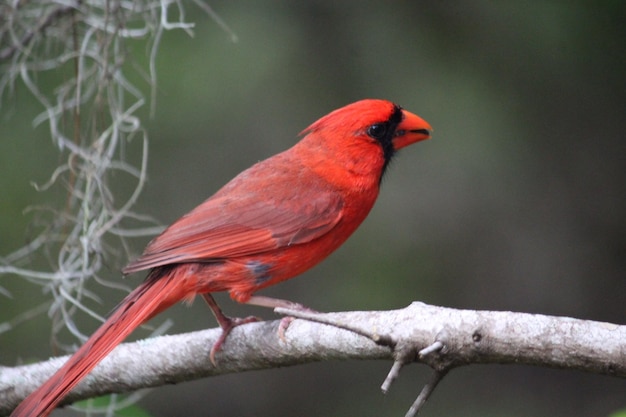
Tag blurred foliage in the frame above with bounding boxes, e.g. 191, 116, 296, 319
610, 409, 626, 417
1, 1, 625, 416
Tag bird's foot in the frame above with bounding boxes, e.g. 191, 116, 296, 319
210, 314, 260, 365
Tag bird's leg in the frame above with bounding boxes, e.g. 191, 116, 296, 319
201, 293, 259, 365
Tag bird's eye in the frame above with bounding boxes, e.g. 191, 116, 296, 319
367, 123, 388, 139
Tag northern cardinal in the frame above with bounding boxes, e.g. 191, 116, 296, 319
10, 99, 431, 417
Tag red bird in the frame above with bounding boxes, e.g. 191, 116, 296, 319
10, 99, 431, 417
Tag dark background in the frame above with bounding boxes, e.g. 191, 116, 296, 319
1, 1, 625, 416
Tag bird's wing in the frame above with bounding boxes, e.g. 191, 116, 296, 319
123, 190, 343, 273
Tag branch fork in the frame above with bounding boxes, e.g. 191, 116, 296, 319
275, 305, 453, 416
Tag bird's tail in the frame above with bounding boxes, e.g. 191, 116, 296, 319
11, 269, 189, 417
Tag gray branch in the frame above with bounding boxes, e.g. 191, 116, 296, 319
1, 302, 624, 416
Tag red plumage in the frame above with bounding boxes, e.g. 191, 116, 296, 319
10, 99, 431, 416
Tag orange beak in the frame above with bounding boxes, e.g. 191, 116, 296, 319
393, 109, 432, 150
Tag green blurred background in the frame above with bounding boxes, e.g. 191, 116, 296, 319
1, 1, 625, 416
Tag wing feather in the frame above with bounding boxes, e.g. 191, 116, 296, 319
123, 188, 344, 274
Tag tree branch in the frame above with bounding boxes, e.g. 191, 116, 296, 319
1, 302, 624, 416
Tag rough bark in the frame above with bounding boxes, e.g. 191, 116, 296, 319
1, 302, 624, 416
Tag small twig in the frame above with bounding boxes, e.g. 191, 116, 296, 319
381, 339, 445, 394
381, 337, 447, 415
274, 307, 395, 347
381, 360, 403, 393
405, 369, 449, 417
419, 340, 444, 357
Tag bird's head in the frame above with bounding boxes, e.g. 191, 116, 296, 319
299, 99, 432, 181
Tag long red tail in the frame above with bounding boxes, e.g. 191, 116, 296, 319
11, 269, 190, 417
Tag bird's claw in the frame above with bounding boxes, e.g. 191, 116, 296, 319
277, 316, 295, 341
210, 315, 260, 365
